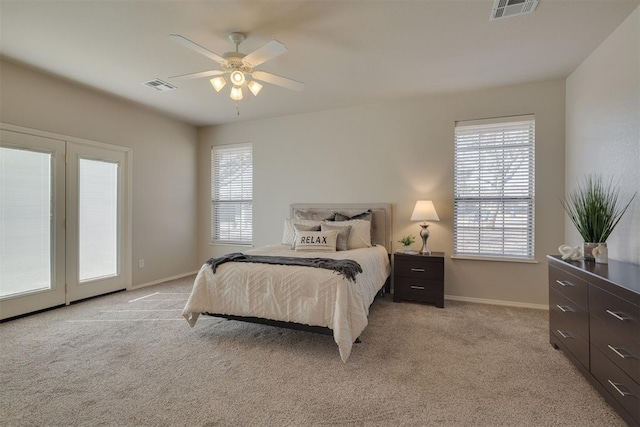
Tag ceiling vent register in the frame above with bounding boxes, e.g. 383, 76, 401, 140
142, 79, 177, 92
490, 0, 539, 20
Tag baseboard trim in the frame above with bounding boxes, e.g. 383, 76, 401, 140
133, 271, 198, 289
445, 294, 548, 310
132, 273, 549, 310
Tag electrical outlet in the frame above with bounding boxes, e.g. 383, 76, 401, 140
138, 259, 145, 268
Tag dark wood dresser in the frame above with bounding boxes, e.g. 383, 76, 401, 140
548, 255, 640, 426
393, 251, 444, 308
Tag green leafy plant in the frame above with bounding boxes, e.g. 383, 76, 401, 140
561, 174, 636, 243
398, 235, 416, 246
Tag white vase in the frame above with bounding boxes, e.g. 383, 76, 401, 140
592, 243, 608, 264
402, 245, 412, 253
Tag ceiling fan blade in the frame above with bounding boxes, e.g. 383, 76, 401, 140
169, 34, 225, 64
252, 71, 305, 92
243, 40, 287, 67
168, 70, 225, 80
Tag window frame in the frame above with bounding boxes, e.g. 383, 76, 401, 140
211, 143, 253, 246
453, 115, 535, 262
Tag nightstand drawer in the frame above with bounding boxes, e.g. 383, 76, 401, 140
394, 256, 443, 280
395, 277, 444, 300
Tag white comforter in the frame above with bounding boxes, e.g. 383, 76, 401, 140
182, 244, 391, 362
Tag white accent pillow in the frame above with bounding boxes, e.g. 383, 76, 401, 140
330, 219, 371, 249
293, 230, 338, 252
282, 219, 323, 245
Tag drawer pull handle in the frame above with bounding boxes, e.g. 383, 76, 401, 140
606, 310, 632, 321
607, 380, 634, 397
607, 345, 635, 359
410, 268, 425, 272
556, 304, 574, 313
555, 280, 574, 287
557, 330, 573, 339
410, 286, 425, 290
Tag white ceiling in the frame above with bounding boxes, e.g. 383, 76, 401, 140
1, 0, 638, 127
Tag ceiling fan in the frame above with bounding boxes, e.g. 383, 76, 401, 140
168, 32, 305, 101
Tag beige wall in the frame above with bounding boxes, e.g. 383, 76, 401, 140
0, 59, 200, 286
198, 79, 566, 307
565, 6, 640, 264
4, 5, 636, 306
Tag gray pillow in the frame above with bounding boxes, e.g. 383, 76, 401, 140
334, 209, 374, 245
294, 209, 336, 221
321, 223, 352, 251
334, 209, 372, 222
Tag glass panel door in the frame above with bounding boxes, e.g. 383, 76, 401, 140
66, 143, 129, 303
0, 130, 66, 320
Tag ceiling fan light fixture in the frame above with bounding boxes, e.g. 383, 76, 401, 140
210, 76, 227, 92
230, 86, 243, 101
247, 80, 263, 96
169, 32, 304, 110
230, 70, 245, 86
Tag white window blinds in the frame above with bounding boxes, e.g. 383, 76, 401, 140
454, 116, 535, 260
0, 147, 52, 296
211, 144, 253, 245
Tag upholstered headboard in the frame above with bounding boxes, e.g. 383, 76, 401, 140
289, 203, 392, 253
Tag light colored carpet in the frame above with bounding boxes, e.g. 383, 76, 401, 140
1, 275, 624, 426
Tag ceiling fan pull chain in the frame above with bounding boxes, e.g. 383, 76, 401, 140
235, 101, 240, 116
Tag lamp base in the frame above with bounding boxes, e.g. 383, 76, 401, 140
419, 224, 431, 255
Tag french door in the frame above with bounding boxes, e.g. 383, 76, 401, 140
65, 143, 129, 303
0, 127, 131, 320
0, 130, 66, 319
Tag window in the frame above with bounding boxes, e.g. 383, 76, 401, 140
454, 115, 535, 260
211, 143, 253, 244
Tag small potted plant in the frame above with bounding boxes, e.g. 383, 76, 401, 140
398, 235, 416, 252
561, 174, 636, 263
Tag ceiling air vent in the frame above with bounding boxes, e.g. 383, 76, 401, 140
142, 79, 176, 92
490, 0, 539, 20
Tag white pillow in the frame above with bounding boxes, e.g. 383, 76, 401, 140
330, 219, 371, 249
293, 230, 338, 252
282, 219, 323, 245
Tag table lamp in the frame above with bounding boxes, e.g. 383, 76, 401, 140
410, 200, 440, 254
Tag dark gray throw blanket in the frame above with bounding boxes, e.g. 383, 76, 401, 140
206, 253, 363, 282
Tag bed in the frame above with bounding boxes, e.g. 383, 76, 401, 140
182, 203, 392, 362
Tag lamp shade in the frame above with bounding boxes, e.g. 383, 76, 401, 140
210, 76, 227, 92
410, 200, 440, 222
230, 86, 243, 101
247, 80, 263, 96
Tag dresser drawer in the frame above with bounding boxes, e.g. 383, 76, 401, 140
591, 345, 640, 425
590, 285, 640, 345
549, 289, 589, 368
549, 265, 589, 310
591, 316, 640, 384
394, 256, 444, 280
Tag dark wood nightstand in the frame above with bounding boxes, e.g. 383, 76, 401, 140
393, 251, 445, 308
